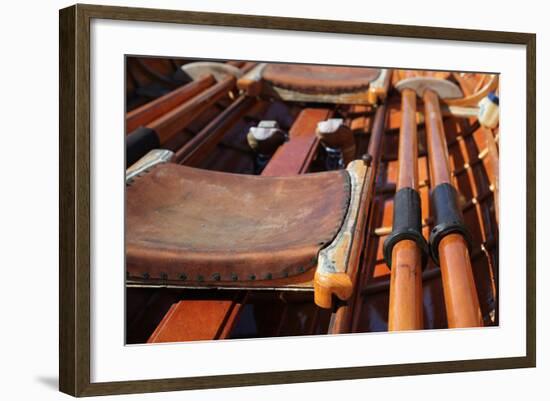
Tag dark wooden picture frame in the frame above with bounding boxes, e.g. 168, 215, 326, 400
59, 3, 536, 397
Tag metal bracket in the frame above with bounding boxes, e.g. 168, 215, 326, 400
126, 149, 174, 184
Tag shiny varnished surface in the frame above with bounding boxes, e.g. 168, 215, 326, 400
423, 88, 483, 328
148, 76, 236, 143
396, 89, 419, 190
351, 95, 497, 332
124, 59, 499, 343
424, 90, 453, 186
148, 295, 246, 343
262, 108, 331, 176
439, 234, 483, 327
388, 240, 424, 330
387, 88, 424, 331
126, 74, 215, 134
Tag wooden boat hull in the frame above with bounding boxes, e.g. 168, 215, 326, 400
125, 59, 499, 342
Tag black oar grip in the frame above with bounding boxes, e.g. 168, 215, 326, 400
383, 187, 429, 269
428, 183, 472, 265
126, 126, 161, 167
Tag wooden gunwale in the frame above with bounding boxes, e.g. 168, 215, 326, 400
329, 102, 389, 333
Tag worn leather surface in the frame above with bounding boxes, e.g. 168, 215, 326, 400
262, 64, 380, 94
126, 163, 350, 283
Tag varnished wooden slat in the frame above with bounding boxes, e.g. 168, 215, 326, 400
148, 76, 236, 144
148, 298, 241, 343
262, 108, 332, 176
174, 96, 257, 165
126, 74, 215, 133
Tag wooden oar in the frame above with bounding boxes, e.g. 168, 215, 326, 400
125, 74, 216, 134
147, 75, 237, 144
125, 76, 236, 167
396, 76, 483, 328
126, 62, 258, 168
384, 88, 428, 331
173, 95, 257, 166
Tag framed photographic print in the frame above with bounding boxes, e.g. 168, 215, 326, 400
59, 3, 536, 397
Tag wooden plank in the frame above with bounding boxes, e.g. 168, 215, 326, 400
126, 74, 215, 133
147, 296, 243, 343
174, 96, 257, 166
262, 108, 331, 176
148, 76, 236, 144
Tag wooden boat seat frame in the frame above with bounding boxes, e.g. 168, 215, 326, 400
126, 150, 371, 308
237, 63, 391, 105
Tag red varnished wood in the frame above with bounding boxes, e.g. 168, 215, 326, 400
148, 76, 236, 144
262, 108, 332, 176
148, 295, 245, 343
126, 74, 215, 133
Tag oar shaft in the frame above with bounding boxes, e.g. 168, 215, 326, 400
388, 240, 424, 330
174, 96, 256, 166
439, 234, 482, 327
388, 88, 424, 331
396, 89, 419, 191
126, 74, 216, 134
148, 76, 236, 144
423, 89, 482, 328
424, 90, 452, 186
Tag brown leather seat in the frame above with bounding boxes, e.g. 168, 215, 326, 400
237, 63, 388, 105
126, 163, 350, 286
262, 64, 381, 94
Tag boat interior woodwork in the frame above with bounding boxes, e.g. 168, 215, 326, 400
125, 58, 499, 343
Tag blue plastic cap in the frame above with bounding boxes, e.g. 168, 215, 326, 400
488, 91, 499, 106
